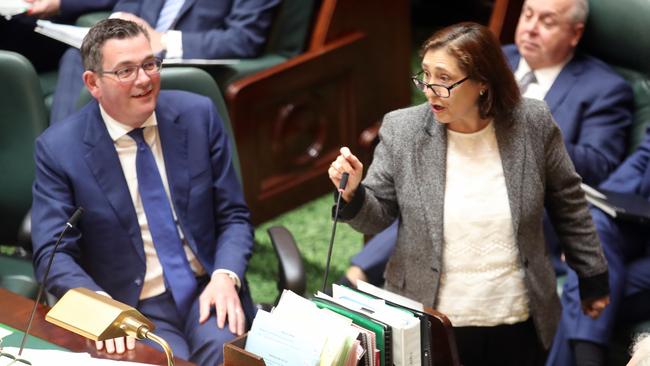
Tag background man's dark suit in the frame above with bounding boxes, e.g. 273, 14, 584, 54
548, 129, 650, 365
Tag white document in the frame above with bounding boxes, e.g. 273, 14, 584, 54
245, 309, 323, 366
35, 20, 89, 49
0, 0, 29, 18
246, 290, 364, 366
0, 327, 11, 340
356, 280, 424, 311
1, 347, 155, 365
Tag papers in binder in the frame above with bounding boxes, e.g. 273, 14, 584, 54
356, 280, 424, 312
35, 20, 89, 49
0, 0, 29, 19
328, 285, 422, 366
245, 290, 363, 366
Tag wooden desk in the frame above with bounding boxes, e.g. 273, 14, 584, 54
0, 288, 194, 365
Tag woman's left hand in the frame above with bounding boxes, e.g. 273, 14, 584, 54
581, 295, 610, 319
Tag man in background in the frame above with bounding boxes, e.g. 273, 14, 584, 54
50, 0, 280, 123
31, 18, 254, 365
550, 128, 650, 366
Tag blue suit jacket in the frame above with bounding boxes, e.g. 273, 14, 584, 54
503, 44, 633, 186
32, 91, 254, 314
59, 0, 117, 19
114, 0, 280, 58
601, 128, 650, 195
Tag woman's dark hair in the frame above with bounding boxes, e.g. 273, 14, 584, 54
80, 18, 149, 72
421, 22, 520, 120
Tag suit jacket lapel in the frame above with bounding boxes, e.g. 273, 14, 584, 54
544, 57, 580, 115
172, 0, 197, 28
82, 103, 145, 264
495, 113, 526, 235
156, 101, 190, 225
414, 110, 446, 250
140, 0, 165, 28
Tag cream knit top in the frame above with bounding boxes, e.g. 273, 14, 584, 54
435, 121, 530, 326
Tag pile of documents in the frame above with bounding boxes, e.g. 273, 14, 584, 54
245, 281, 435, 366
245, 290, 364, 366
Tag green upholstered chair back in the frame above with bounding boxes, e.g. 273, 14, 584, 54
204, 0, 317, 88
0, 51, 48, 243
76, 67, 241, 182
580, 0, 650, 153
265, 0, 316, 58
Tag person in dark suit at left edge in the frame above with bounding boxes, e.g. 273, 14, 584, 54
31, 18, 254, 365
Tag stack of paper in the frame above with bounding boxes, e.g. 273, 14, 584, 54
324, 285, 422, 366
245, 290, 364, 366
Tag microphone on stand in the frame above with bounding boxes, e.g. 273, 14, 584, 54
322, 172, 349, 292
17, 207, 84, 356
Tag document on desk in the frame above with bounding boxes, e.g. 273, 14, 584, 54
1, 347, 155, 365
0, 326, 11, 339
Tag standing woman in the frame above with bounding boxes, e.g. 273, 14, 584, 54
328, 22, 610, 366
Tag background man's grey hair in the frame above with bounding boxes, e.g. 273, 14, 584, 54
568, 0, 589, 24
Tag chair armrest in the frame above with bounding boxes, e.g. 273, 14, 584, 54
17, 211, 32, 253
225, 32, 366, 102
266, 226, 306, 299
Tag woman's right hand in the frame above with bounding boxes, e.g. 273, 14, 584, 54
328, 147, 363, 202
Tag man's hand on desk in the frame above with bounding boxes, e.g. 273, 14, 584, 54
96, 336, 136, 354
199, 272, 245, 336
92, 290, 137, 354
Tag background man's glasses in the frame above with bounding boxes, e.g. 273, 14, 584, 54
98, 58, 163, 83
411, 72, 469, 98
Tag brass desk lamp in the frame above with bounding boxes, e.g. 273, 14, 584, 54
46, 287, 174, 366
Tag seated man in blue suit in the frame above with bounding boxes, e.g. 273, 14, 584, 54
31, 18, 254, 365
548, 129, 650, 366
50, 0, 280, 123
341, 0, 633, 288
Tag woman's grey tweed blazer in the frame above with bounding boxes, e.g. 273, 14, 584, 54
340, 98, 608, 348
